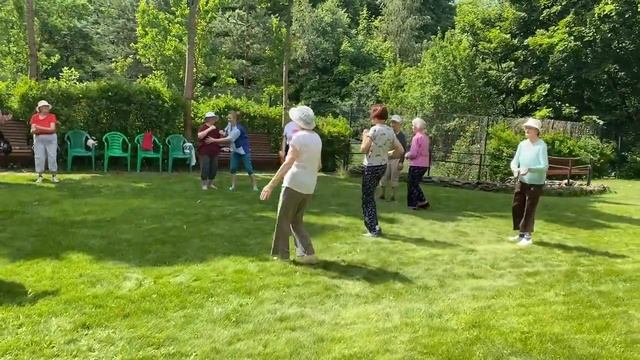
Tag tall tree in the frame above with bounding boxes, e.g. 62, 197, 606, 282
184, 0, 198, 138
282, 0, 292, 126
25, 0, 38, 79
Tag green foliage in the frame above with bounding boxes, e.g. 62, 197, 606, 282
437, 122, 482, 181
486, 122, 521, 181
618, 148, 640, 179
486, 122, 615, 181
10, 78, 184, 142
194, 95, 282, 148
544, 132, 615, 177
397, 32, 501, 115
315, 115, 352, 172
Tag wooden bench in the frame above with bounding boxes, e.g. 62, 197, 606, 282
218, 133, 279, 170
547, 156, 592, 185
0, 120, 32, 167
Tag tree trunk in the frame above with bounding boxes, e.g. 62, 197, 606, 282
281, 0, 292, 127
183, 0, 198, 139
26, 0, 38, 80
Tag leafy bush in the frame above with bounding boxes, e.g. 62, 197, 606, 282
194, 95, 281, 149
486, 122, 615, 181
618, 148, 640, 179
6, 79, 352, 171
10, 78, 184, 142
438, 128, 482, 181
486, 122, 521, 181
316, 115, 351, 172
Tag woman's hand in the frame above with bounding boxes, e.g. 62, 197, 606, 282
204, 138, 215, 144
260, 184, 274, 201
519, 167, 529, 176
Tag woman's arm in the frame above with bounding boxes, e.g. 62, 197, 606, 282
260, 146, 299, 200
389, 138, 404, 159
510, 143, 521, 172
360, 128, 374, 154
197, 126, 215, 140
405, 135, 421, 160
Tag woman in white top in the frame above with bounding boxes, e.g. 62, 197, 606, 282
261, 106, 322, 264
360, 104, 404, 237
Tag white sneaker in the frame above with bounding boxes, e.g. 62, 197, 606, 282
228, 186, 235, 192
296, 255, 319, 265
209, 183, 218, 190
201, 185, 208, 191
517, 238, 533, 247
253, 186, 260, 192
51, 176, 59, 183
508, 234, 523, 242
35, 176, 43, 184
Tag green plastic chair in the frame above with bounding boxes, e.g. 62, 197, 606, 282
134, 133, 163, 172
166, 134, 193, 173
102, 132, 131, 172
65, 130, 96, 171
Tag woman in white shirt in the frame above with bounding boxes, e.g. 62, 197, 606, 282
360, 104, 404, 237
260, 106, 322, 264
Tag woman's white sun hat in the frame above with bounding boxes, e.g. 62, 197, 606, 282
36, 100, 52, 111
523, 117, 542, 131
204, 111, 218, 119
289, 105, 316, 130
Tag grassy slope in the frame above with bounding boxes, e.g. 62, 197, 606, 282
1, 173, 638, 359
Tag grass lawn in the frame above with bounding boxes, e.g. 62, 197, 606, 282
1, 172, 639, 359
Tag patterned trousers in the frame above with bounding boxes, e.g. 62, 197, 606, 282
362, 164, 387, 234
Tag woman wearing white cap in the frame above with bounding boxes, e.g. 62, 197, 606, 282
30, 100, 59, 183
260, 105, 322, 264
509, 118, 549, 246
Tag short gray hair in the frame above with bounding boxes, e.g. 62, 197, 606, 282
412, 117, 427, 130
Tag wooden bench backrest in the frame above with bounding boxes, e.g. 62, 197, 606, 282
548, 156, 580, 168
247, 133, 273, 153
0, 120, 30, 152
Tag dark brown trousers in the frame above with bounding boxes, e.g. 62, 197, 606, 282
512, 181, 543, 233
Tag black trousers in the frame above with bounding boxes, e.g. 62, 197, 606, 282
199, 154, 218, 181
407, 166, 429, 207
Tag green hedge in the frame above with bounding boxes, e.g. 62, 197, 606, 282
3, 80, 352, 172
8, 78, 184, 142
194, 95, 282, 150
486, 122, 615, 181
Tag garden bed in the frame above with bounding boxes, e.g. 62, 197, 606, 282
422, 176, 610, 196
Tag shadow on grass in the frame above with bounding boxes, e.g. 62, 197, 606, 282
328, 175, 640, 231
0, 280, 58, 306
294, 259, 412, 284
535, 241, 629, 259
382, 232, 460, 248
0, 176, 345, 266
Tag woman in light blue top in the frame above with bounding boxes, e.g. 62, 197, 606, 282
509, 118, 549, 246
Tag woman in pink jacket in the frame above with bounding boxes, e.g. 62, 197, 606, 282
405, 118, 431, 210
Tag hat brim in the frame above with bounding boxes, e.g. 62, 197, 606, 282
293, 119, 315, 130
